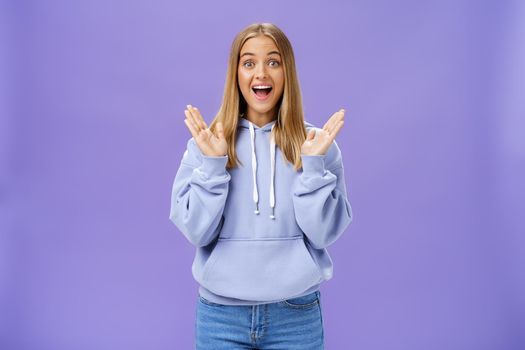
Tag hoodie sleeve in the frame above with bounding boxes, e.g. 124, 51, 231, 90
292, 138, 353, 249
169, 138, 231, 247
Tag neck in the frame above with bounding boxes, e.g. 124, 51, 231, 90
245, 108, 277, 128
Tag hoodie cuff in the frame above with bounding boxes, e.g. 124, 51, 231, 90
301, 155, 327, 177
197, 155, 229, 179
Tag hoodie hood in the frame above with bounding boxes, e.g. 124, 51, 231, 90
238, 116, 277, 131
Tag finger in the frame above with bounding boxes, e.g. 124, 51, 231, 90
184, 109, 201, 133
184, 118, 199, 139
185, 108, 202, 134
193, 106, 208, 129
326, 109, 345, 134
189, 105, 208, 130
216, 121, 225, 139
306, 128, 316, 141
186, 105, 204, 131
323, 109, 343, 133
322, 114, 334, 132
329, 120, 344, 141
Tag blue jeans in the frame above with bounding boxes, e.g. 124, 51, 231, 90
195, 290, 324, 349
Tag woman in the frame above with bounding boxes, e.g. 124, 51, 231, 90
170, 22, 353, 350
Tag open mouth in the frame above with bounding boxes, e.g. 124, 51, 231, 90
252, 85, 273, 100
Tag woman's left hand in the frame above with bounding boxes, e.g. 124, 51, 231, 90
301, 109, 345, 156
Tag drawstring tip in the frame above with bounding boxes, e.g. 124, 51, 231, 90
254, 210, 260, 215
270, 215, 275, 220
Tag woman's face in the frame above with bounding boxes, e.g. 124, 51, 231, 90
238, 35, 284, 120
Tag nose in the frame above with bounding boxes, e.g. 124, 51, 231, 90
255, 62, 268, 79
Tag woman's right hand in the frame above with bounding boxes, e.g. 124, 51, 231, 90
184, 105, 228, 157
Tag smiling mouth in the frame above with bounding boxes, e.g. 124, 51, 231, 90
252, 86, 273, 99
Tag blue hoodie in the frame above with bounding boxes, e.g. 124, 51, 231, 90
169, 117, 353, 305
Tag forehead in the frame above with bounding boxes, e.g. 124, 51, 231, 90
240, 35, 279, 55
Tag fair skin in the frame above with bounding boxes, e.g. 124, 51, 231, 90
237, 35, 285, 127
183, 35, 345, 157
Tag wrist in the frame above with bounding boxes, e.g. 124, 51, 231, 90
300, 154, 327, 176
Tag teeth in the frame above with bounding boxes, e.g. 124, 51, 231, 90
252, 85, 272, 89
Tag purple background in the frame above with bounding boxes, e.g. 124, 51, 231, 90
1, 0, 524, 349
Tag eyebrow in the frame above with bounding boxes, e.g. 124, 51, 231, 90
240, 51, 281, 58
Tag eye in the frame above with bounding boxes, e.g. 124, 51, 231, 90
269, 60, 280, 67
243, 61, 254, 68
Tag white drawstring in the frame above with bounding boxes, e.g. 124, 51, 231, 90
248, 122, 259, 214
269, 124, 276, 219
248, 121, 277, 219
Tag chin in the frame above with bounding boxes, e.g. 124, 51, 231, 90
251, 106, 275, 114
247, 100, 278, 114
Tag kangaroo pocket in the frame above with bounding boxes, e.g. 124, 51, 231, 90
197, 235, 323, 302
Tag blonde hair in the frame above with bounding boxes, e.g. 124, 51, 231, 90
209, 23, 307, 171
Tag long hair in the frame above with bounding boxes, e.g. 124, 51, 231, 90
209, 23, 307, 171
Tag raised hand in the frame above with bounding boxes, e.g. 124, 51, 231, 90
184, 105, 228, 157
301, 109, 345, 156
